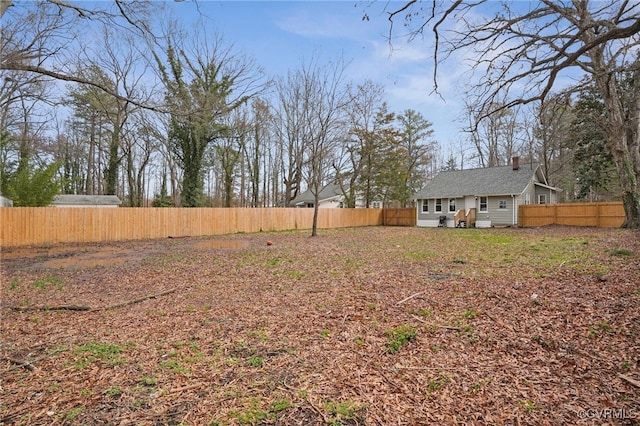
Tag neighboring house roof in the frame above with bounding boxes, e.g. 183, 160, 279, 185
52, 195, 122, 206
289, 184, 343, 206
414, 163, 546, 199
0, 195, 13, 207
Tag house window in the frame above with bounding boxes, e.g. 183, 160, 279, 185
479, 196, 487, 212
498, 200, 507, 209
422, 200, 429, 213
538, 194, 547, 204
306, 203, 314, 208
449, 198, 456, 212
372, 201, 381, 208
435, 199, 442, 212
525, 193, 531, 205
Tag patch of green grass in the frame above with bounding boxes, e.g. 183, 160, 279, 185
520, 399, 539, 413
324, 400, 363, 424
426, 373, 450, 393
462, 309, 478, 320
231, 397, 292, 424
247, 355, 264, 367
609, 248, 634, 257
33, 274, 63, 291
320, 329, 330, 339
73, 342, 124, 369
468, 377, 492, 394
385, 324, 417, 354
105, 386, 123, 398
63, 406, 84, 421
140, 375, 157, 386
160, 359, 190, 375
9, 277, 21, 290
430, 344, 445, 353
588, 320, 615, 336
286, 270, 305, 279
265, 256, 282, 266
247, 328, 268, 342
458, 324, 474, 338
343, 257, 365, 270
416, 308, 433, 317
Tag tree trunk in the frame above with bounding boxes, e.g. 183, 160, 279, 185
311, 191, 319, 237
105, 126, 119, 195
582, 32, 639, 229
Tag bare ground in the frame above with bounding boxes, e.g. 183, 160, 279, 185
1, 226, 639, 425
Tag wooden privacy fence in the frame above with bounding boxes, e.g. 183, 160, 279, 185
0, 207, 384, 247
519, 202, 625, 228
382, 208, 416, 226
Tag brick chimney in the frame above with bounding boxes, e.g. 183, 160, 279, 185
512, 156, 520, 170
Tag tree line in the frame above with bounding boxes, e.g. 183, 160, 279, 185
0, 2, 437, 217
1, 1, 639, 228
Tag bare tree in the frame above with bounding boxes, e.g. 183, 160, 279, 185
299, 58, 348, 236
1, 1, 161, 110
533, 94, 575, 197
243, 99, 272, 207
336, 80, 386, 208
273, 71, 308, 207
386, 0, 640, 228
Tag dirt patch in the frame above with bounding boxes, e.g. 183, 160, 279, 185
39, 248, 139, 269
194, 240, 250, 250
1, 227, 639, 425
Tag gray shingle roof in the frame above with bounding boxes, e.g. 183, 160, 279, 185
52, 195, 122, 206
414, 163, 542, 199
289, 184, 343, 206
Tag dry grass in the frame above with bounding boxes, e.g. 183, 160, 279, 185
1, 226, 639, 425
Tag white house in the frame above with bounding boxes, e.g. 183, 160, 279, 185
289, 184, 382, 208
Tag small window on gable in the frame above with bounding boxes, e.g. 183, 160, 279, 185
538, 194, 547, 204
435, 199, 442, 212
372, 201, 381, 208
422, 200, 429, 213
449, 198, 456, 212
498, 200, 507, 209
479, 196, 488, 212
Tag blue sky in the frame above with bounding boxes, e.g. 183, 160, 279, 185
169, 1, 467, 154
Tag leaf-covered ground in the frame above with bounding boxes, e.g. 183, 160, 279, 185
1, 226, 639, 425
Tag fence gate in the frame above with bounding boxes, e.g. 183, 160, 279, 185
383, 208, 416, 226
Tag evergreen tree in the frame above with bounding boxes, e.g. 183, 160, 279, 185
5, 159, 61, 206
570, 86, 619, 201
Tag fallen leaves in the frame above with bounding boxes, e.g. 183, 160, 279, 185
1, 226, 639, 425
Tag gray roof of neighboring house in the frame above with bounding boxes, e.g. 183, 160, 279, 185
414, 163, 544, 199
289, 184, 343, 206
0, 195, 13, 207
52, 195, 122, 206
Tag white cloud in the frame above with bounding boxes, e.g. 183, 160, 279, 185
274, 4, 370, 41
